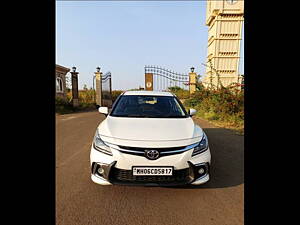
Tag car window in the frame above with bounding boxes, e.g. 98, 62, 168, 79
110, 95, 188, 118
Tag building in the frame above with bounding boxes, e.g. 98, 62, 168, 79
56, 64, 70, 99
203, 0, 244, 88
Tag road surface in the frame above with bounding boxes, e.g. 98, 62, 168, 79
56, 111, 244, 225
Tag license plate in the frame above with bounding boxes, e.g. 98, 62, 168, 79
132, 167, 173, 176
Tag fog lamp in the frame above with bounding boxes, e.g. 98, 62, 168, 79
198, 168, 205, 174
97, 167, 104, 175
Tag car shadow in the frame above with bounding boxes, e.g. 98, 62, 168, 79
164, 127, 244, 189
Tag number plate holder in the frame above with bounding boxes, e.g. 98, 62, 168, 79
132, 166, 174, 176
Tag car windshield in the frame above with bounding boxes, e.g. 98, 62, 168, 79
110, 95, 188, 118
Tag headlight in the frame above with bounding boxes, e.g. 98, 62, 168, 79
93, 129, 112, 155
192, 132, 208, 156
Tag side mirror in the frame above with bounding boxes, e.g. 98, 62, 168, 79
98, 107, 108, 115
189, 108, 197, 117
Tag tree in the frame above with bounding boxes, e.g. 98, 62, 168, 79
65, 74, 72, 92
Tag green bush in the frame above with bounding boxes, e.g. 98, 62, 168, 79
79, 89, 95, 104
184, 87, 244, 130
112, 90, 123, 102
55, 97, 74, 114
168, 86, 190, 99
55, 94, 96, 114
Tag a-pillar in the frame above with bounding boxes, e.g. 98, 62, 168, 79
70, 67, 79, 107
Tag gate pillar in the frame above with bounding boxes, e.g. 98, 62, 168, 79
95, 70, 102, 107
189, 67, 197, 94
145, 73, 153, 91
70, 67, 79, 107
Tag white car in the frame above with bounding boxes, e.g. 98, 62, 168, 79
90, 91, 211, 186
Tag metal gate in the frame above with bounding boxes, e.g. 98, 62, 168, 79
101, 71, 112, 107
144, 66, 189, 91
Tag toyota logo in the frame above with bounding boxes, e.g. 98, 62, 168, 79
145, 150, 160, 160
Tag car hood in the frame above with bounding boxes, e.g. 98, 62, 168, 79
97, 116, 203, 147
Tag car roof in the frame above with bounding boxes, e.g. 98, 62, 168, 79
123, 90, 174, 97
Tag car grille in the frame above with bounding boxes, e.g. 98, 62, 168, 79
119, 145, 186, 152
117, 144, 195, 158
109, 167, 192, 185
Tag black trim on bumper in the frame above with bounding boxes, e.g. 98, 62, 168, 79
109, 167, 192, 186
106, 162, 210, 186
91, 161, 117, 180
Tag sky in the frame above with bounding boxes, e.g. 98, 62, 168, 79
56, 0, 244, 90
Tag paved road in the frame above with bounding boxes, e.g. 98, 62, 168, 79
56, 111, 244, 225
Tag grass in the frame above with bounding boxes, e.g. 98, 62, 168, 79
56, 89, 97, 115
56, 89, 124, 115
55, 97, 97, 115
193, 109, 244, 135
170, 84, 244, 135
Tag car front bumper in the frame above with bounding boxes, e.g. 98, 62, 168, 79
90, 145, 211, 186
